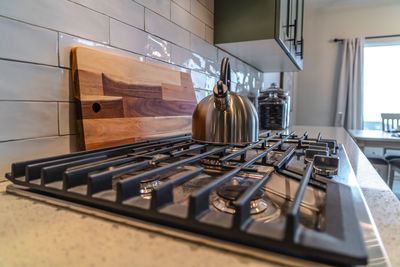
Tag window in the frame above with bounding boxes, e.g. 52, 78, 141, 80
363, 42, 400, 130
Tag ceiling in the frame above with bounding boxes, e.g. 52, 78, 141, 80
305, 0, 386, 9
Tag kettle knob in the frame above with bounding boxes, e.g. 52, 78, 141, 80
213, 57, 232, 111
213, 81, 230, 110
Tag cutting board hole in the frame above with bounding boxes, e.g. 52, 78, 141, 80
92, 103, 101, 113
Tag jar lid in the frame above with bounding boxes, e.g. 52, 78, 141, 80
261, 82, 289, 96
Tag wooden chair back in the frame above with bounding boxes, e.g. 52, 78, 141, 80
381, 113, 400, 132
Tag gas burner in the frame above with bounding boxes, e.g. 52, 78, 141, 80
201, 158, 236, 170
140, 176, 160, 197
212, 184, 268, 214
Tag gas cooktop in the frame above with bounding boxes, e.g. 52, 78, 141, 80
5, 131, 378, 266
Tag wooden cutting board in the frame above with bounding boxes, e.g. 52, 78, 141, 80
71, 47, 197, 150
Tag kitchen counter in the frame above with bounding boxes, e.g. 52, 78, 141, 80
0, 126, 399, 266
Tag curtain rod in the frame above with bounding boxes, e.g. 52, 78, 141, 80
333, 34, 400, 42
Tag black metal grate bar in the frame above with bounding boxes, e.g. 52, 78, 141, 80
145, 141, 195, 156
273, 145, 296, 169
131, 138, 192, 153
63, 156, 140, 190
41, 155, 108, 185
219, 139, 266, 162
87, 161, 151, 196
244, 132, 295, 167
117, 146, 230, 203
188, 167, 242, 219
259, 130, 271, 138
8, 134, 191, 179
187, 133, 296, 220
170, 144, 207, 158
150, 168, 204, 210
285, 162, 314, 243
25, 154, 110, 182
232, 172, 271, 230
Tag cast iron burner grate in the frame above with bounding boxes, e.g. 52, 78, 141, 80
4, 131, 367, 266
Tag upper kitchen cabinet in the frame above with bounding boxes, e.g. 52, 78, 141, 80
214, 0, 304, 72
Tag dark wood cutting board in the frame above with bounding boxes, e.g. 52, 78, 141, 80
72, 47, 197, 150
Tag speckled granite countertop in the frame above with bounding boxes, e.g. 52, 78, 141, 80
0, 126, 399, 266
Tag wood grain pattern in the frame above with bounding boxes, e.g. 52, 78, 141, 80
102, 74, 162, 99
72, 47, 181, 87
81, 98, 124, 119
123, 98, 196, 117
74, 70, 104, 98
72, 47, 197, 150
82, 116, 192, 146
162, 83, 196, 101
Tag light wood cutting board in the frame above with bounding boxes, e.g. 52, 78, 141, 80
71, 47, 197, 150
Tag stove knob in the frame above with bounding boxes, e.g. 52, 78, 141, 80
313, 155, 339, 177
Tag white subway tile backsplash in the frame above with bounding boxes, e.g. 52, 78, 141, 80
190, 0, 213, 28
59, 33, 144, 68
59, 102, 78, 135
190, 34, 217, 61
0, 102, 58, 141
70, 0, 144, 29
205, 25, 214, 44
0, 0, 109, 43
205, 58, 219, 76
192, 70, 217, 90
145, 57, 189, 73
191, 70, 207, 89
172, 0, 190, 12
230, 82, 237, 92
146, 35, 171, 63
171, 44, 205, 71
205, 75, 218, 91
110, 19, 148, 56
135, 0, 171, 19
145, 9, 190, 49
0, 135, 79, 181
171, 2, 205, 39
0, 60, 71, 101
0, 17, 57, 66
231, 70, 238, 83
194, 88, 211, 102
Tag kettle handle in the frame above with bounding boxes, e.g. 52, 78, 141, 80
220, 57, 231, 91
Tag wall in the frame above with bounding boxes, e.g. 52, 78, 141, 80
294, 1, 400, 126
0, 0, 264, 178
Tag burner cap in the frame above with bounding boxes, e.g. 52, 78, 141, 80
216, 185, 263, 201
140, 175, 160, 183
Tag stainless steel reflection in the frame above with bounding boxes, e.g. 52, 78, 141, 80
192, 57, 259, 145
192, 92, 259, 145
313, 155, 339, 176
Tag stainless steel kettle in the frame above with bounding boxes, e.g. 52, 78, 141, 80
192, 57, 259, 145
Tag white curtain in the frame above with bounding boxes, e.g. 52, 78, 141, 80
334, 37, 365, 130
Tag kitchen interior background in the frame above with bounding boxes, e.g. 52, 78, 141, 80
2, 0, 399, 179
0, 0, 280, 178
295, 0, 400, 126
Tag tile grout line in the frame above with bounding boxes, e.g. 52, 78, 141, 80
57, 102, 60, 136
0, 2, 262, 84
0, 11, 262, 72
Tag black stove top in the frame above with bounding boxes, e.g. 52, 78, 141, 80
5, 131, 368, 266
